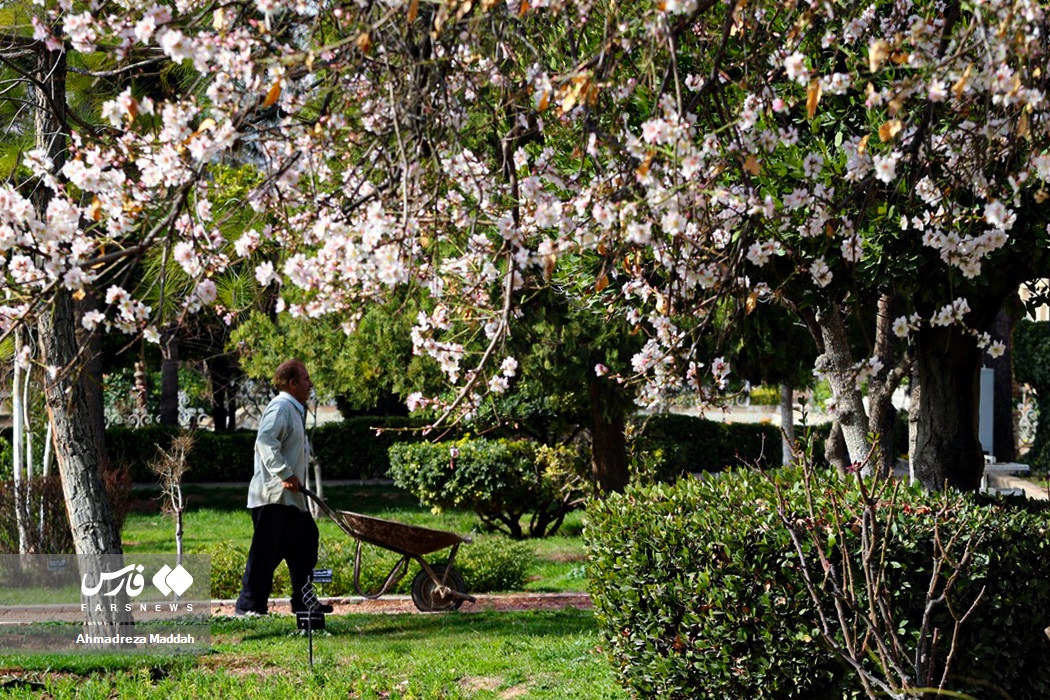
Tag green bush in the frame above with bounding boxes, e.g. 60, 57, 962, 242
586, 469, 1050, 699
389, 438, 588, 538
628, 413, 781, 481
455, 536, 535, 592
748, 385, 781, 405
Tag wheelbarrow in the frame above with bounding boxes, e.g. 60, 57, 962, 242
301, 487, 476, 612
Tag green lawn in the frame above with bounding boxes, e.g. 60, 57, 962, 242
0, 610, 625, 699
122, 484, 589, 594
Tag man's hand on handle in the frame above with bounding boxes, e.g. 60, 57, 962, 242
282, 475, 302, 492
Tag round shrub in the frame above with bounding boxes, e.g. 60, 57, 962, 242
389, 438, 587, 538
455, 536, 535, 592
586, 469, 1050, 699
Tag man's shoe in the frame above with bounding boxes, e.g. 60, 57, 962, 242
234, 608, 264, 618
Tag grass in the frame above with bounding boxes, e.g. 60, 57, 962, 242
0, 610, 626, 699
122, 484, 590, 594
0, 487, 620, 697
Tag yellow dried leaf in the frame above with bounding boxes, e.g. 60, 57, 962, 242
536, 90, 550, 112
742, 154, 761, 175
887, 97, 903, 117
952, 64, 972, 99
595, 274, 609, 292
356, 32, 372, 52
198, 118, 216, 132
889, 49, 909, 65
72, 289, 86, 301
90, 195, 102, 222
455, 0, 474, 21
878, 119, 903, 142
262, 82, 281, 108
127, 98, 138, 121
519, 0, 530, 16
636, 153, 653, 178
558, 81, 585, 114
1018, 110, 1030, 139
806, 79, 822, 119
408, 0, 419, 22
869, 39, 890, 73
544, 253, 556, 279
857, 134, 870, 154
745, 291, 759, 315
213, 8, 227, 31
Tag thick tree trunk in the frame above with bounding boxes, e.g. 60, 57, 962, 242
815, 303, 870, 469
587, 374, 629, 495
76, 295, 109, 473
990, 309, 1016, 462
912, 324, 984, 491
780, 384, 795, 466
159, 328, 179, 426
39, 292, 131, 627
32, 38, 129, 630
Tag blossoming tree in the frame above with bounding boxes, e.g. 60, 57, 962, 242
3, 0, 1050, 587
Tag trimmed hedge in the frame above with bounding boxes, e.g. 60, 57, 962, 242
107, 413, 837, 484
586, 469, 1050, 699
630, 413, 783, 480
107, 416, 430, 483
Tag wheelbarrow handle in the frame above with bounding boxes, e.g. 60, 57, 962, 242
299, 486, 339, 520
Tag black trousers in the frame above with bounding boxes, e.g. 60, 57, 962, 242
236, 504, 319, 613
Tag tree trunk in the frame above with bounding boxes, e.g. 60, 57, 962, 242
824, 420, 850, 474
815, 303, 870, 469
587, 374, 629, 495
912, 324, 984, 491
909, 355, 920, 485
159, 327, 179, 426
31, 37, 129, 629
12, 330, 28, 554
76, 294, 109, 473
38, 292, 131, 626
990, 308, 1016, 462
205, 353, 237, 431
780, 384, 794, 466
866, 293, 908, 478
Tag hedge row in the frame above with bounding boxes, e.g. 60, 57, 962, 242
586, 469, 1050, 699
104, 414, 790, 484
630, 413, 784, 480
107, 416, 430, 483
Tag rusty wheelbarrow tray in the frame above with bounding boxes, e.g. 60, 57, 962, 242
301, 487, 475, 612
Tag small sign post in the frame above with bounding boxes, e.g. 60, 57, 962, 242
296, 574, 328, 667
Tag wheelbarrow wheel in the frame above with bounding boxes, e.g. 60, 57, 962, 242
411, 564, 466, 612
